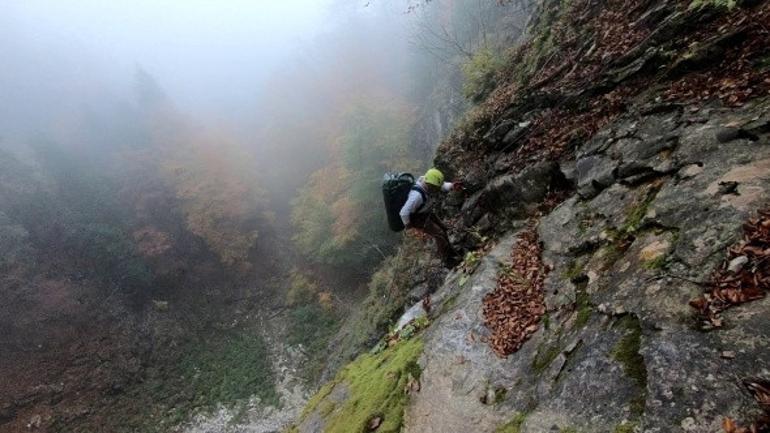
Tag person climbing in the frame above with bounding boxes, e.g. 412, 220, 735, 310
399, 168, 462, 268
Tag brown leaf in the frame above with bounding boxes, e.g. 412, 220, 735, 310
724, 417, 738, 433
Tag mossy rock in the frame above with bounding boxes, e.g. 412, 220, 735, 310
612, 315, 647, 416
295, 337, 424, 433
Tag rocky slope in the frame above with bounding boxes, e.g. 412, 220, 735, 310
287, 0, 770, 432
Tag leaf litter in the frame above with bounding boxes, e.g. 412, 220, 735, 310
482, 223, 547, 357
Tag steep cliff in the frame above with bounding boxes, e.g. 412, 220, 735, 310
288, 0, 770, 432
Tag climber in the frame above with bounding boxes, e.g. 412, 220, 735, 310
400, 168, 462, 268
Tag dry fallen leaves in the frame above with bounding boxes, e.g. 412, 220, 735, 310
665, 2, 770, 107
690, 208, 770, 329
722, 377, 770, 433
482, 224, 547, 357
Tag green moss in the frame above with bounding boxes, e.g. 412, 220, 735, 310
532, 341, 562, 374
574, 287, 592, 329
560, 428, 579, 433
323, 240, 436, 378
562, 260, 586, 282
494, 387, 508, 404
496, 412, 528, 433
440, 292, 461, 316
300, 381, 336, 419
621, 188, 660, 234
614, 422, 637, 433
642, 255, 667, 270
300, 337, 424, 433
612, 316, 648, 416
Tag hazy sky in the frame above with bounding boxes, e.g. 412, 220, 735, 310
1, 0, 346, 131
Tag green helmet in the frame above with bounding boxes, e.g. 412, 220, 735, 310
424, 168, 444, 187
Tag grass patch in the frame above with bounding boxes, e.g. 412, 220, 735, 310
462, 48, 506, 102
298, 337, 424, 433
287, 302, 340, 384
598, 242, 626, 270
177, 332, 278, 408
113, 331, 277, 433
496, 412, 528, 433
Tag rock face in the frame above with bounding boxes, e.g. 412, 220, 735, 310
399, 97, 770, 433
291, 96, 770, 433
290, 0, 770, 428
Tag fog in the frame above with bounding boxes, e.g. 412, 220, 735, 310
0, 2, 532, 429
0, 0, 529, 258
1, 0, 371, 134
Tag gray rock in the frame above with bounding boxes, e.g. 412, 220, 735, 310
483, 119, 516, 144
576, 155, 616, 199
0, 402, 16, 424
715, 127, 759, 143
394, 301, 428, 332
293, 91, 770, 433
403, 98, 770, 433
463, 161, 563, 222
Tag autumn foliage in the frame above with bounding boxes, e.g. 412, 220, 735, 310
291, 100, 419, 267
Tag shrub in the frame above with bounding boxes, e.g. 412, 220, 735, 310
66, 223, 152, 289
462, 48, 505, 102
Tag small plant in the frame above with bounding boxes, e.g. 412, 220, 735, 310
642, 255, 667, 270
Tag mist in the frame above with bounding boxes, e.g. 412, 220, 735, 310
0, 1, 531, 431
2, 0, 335, 124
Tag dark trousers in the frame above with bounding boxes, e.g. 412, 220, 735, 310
411, 212, 456, 264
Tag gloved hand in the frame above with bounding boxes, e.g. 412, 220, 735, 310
452, 181, 464, 192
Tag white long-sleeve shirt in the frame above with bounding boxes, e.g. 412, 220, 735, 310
399, 177, 454, 226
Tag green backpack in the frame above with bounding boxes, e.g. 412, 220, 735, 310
382, 173, 426, 232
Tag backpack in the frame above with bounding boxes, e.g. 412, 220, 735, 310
382, 173, 426, 232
